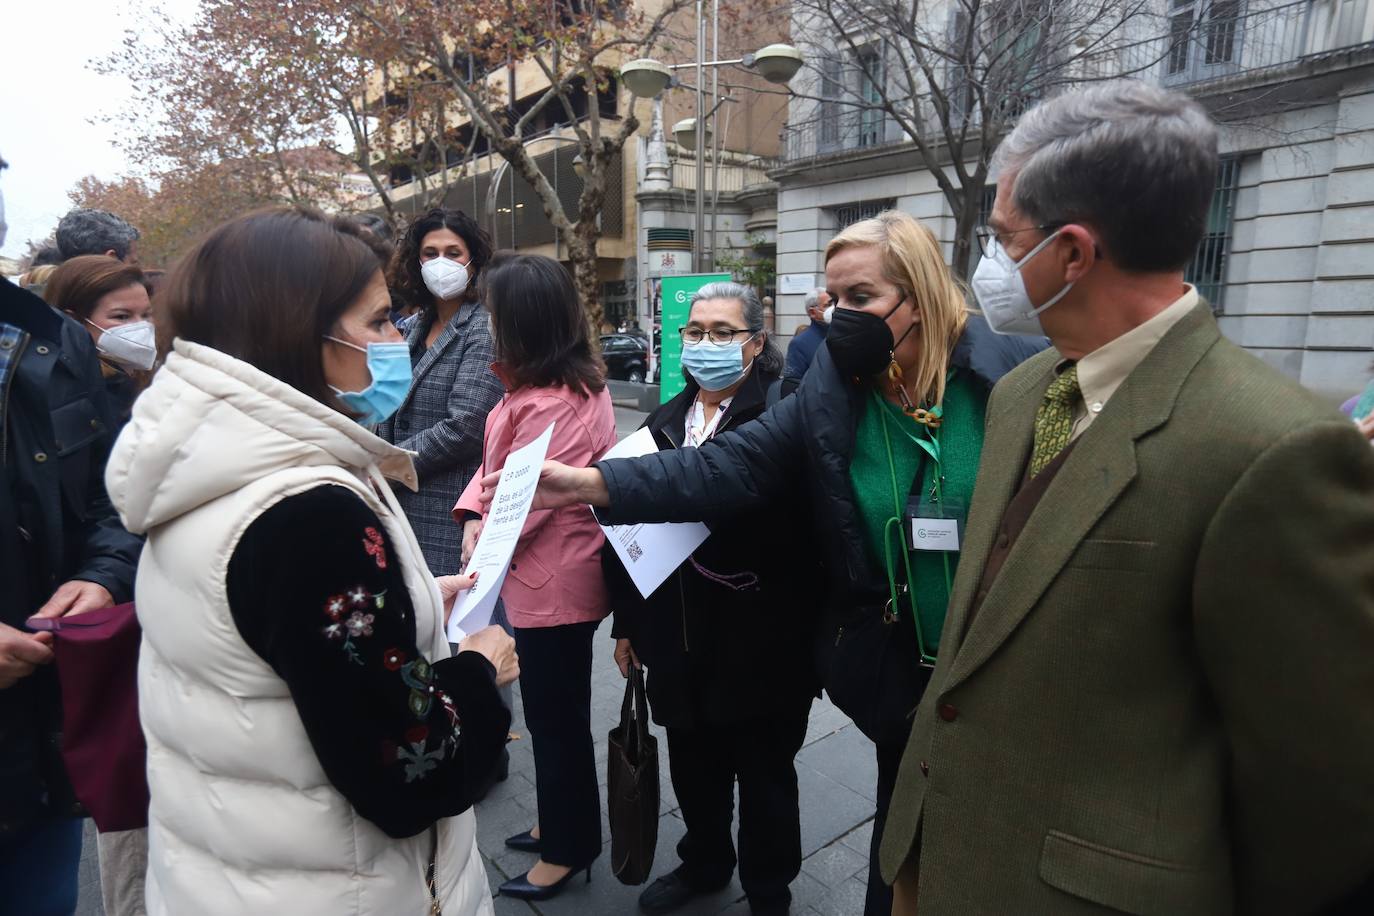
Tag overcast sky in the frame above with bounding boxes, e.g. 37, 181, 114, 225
1, 0, 200, 259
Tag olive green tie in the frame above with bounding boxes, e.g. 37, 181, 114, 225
1029, 364, 1080, 477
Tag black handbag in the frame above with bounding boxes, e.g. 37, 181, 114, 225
820, 599, 935, 749
607, 665, 659, 885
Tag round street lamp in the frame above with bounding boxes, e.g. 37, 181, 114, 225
622, 40, 803, 274
620, 59, 673, 99
672, 118, 711, 151
619, 43, 805, 99
748, 44, 804, 85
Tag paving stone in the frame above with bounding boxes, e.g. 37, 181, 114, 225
796, 725, 878, 802
796, 761, 877, 859
838, 821, 874, 856
76, 819, 104, 916
787, 869, 832, 911
812, 875, 869, 916
800, 841, 868, 888
492, 891, 539, 915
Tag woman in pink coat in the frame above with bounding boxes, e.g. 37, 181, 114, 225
454, 253, 616, 902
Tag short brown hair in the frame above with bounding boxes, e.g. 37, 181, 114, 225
484, 253, 604, 397
156, 207, 381, 410
45, 255, 146, 321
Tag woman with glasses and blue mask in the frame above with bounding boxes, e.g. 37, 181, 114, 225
484, 211, 1048, 916
605, 281, 822, 916
104, 208, 518, 916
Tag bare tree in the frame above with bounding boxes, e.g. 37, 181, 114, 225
102, 0, 461, 230
357, 0, 693, 328
785, 0, 1169, 277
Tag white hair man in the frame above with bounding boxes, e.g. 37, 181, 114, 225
878, 80, 1374, 915
783, 287, 832, 380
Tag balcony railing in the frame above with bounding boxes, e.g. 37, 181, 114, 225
1120, 0, 1374, 88
782, 108, 906, 163
781, 0, 1374, 163
669, 156, 781, 192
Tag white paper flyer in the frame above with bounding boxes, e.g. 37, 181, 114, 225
446, 422, 555, 642
600, 427, 711, 599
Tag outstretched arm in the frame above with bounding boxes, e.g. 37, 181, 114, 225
482, 389, 808, 526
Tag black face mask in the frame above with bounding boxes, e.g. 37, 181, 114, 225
826, 297, 912, 378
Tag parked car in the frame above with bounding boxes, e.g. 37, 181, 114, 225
600, 333, 650, 383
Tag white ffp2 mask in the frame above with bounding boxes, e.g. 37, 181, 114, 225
89, 319, 157, 371
421, 256, 470, 301
971, 231, 1073, 337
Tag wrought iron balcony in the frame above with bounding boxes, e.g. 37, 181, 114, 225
1122, 0, 1374, 90
780, 0, 1374, 164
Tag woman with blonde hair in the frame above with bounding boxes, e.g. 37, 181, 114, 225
491, 210, 1046, 915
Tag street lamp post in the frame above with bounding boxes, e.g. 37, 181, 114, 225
621, 40, 801, 274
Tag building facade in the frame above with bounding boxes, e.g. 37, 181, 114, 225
772, 0, 1374, 401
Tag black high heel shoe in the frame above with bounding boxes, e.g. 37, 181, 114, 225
503, 830, 541, 853
498, 863, 593, 901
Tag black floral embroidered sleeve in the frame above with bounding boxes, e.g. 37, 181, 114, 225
226, 485, 510, 839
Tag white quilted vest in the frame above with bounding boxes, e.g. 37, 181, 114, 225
106, 340, 493, 916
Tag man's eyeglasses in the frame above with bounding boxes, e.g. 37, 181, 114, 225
974, 223, 1062, 258
679, 327, 756, 346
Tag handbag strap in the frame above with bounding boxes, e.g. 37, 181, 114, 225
631, 666, 650, 749
619, 666, 651, 755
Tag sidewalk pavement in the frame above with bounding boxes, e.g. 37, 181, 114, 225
79, 624, 878, 916
480, 617, 879, 916
78, 402, 882, 914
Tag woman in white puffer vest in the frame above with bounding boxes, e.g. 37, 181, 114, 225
104, 208, 518, 915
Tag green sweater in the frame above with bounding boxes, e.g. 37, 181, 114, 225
848, 369, 987, 656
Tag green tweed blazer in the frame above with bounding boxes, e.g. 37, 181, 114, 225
879, 302, 1374, 915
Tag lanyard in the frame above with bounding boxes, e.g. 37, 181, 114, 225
873, 390, 953, 665
686, 396, 729, 447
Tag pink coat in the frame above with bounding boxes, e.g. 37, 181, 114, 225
454, 382, 617, 629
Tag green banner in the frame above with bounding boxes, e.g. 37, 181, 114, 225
658, 272, 731, 404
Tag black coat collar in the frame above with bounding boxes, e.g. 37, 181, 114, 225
1, 278, 64, 342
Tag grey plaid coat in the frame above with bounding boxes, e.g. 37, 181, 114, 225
378, 301, 504, 575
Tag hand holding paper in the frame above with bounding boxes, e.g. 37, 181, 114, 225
445, 423, 556, 643
599, 428, 710, 599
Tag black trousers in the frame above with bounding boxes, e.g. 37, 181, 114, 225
666, 704, 811, 909
865, 740, 905, 916
513, 621, 602, 867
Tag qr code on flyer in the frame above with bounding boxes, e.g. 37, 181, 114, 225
626, 541, 644, 563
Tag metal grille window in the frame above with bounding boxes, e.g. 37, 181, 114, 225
832, 199, 897, 230
969, 184, 998, 269
1166, 0, 1244, 81
1185, 155, 1240, 310
820, 56, 843, 148
857, 45, 885, 148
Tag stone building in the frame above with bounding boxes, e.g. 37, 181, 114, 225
772, 0, 1374, 400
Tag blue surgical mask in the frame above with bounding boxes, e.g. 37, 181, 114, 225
325, 336, 413, 426
681, 336, 755, 392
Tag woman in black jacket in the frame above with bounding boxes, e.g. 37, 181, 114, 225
606, 281, 821, 916
483, 211, 1046, 916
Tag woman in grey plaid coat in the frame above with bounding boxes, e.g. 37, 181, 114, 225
378, 209, 505, 576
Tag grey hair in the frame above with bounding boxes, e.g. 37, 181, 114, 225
804, 287, 827, 311
991, 80, 1218, 272
689, 280, 784, 376
56, 208, 141, 261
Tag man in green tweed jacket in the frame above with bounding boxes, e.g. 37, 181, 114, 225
880, 81, 1374, 915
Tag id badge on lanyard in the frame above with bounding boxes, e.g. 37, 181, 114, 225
905, 495, 966, 552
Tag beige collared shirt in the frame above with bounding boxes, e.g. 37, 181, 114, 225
1066, 285, 1199, 441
